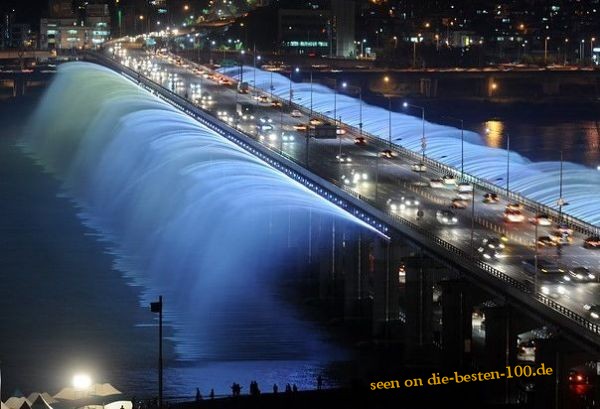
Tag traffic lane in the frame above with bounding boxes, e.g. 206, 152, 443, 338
127, 53, 600, 303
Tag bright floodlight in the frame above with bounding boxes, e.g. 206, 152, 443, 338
402, 102, 408, 108
73, 373, 92, 390
294, 67, 300, 72
342, 82, 347, 88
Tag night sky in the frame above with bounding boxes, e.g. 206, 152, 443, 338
2, 0, 48, 28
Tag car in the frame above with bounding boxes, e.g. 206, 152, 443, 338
506, 203, 523, 211
436, 210, 458, 225
555, 223, 573, 236
584, 236, 600, 249
457, 182, 473, 193
411, 162, 427, 172
291, 109, 302, 117
583, 304, 600, 320
442, 174, 457, 185
259, 117, 273, 124
517, 339, 536, 360
354, 136, 367, 145
335, 153, 352, 163
522, 258, 565, 278
451, 198, 468, 209
256, 123, 274, 131
540, 284, 569, 299
529, 213, 552, 226
430, 178, 444, 188
271, 100, 283, 108
400, 196, 420, 207
482, 237, 506, 251
380, 149, 395, 159
281, 134, 295, 142
309, 118, 323, 125
537, 236, 556, 246
483, 193, 500, 204
336, 127, 347, 135
477, 237, 506, 260
258, 95, 270, 103
562, 266, 596, 283
550, 230, 573, 245
504, 209, 525, 223
293, 123, 308, 131
341, 169, 368, 185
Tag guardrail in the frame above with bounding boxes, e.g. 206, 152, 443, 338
91, 51, 600, 344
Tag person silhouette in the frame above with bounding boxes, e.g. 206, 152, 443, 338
209, 389, 215, 400
273, 384, 278, 394
292, 384, 298, 393
317, 375, 323, 390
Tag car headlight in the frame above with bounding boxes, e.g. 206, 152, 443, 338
593, 312, 600, 319
541, 286, 549, 294
452, 217, 458, 222
483, 253, 491, 259
442, 217, 448, 222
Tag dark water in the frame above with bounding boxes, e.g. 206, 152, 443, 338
1, 90, 598, 401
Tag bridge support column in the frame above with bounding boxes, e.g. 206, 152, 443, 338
440, 279, 474, 370
482, 305, 521, 403
341, 231, 372, 320
370, 237, 409, 338
403, 249, 435, 359
535, 338, 598, 409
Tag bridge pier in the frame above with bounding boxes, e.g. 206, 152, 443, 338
535, 337, 599, 409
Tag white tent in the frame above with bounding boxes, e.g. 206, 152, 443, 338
5, 398, 30, 409
18, 401, 32, 409
30, 395, 53, 409
104, 401, 131, 409
2, 401, 12, 409
53, 388, 89, 401
90, 385, 121, 398
27, 394, 56, 405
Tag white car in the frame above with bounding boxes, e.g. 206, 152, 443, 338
503, 209, 525, 223
430, 178, 444, 188
411, 163, 427, 172
436, 210, 458, 225
291, 109, 302, 117
335, 153, 352, 163
457, 182, 473, 193
442, 174, 456, 185
282, 134, 295, 142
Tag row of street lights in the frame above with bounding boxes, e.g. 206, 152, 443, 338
285, 70, 571, 227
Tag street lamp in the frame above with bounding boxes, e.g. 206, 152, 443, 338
544, 36, 549, 65
443, 116, 465, 179
592, 37, 596, 66
564, 38, 569, 65
387, 96, 392, 148
402, 101, 426, 162
289, 67, 299, 106
506, 133, 511, 196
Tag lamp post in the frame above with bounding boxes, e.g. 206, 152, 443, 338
544, 36, 549, 65
150, 296, 163, 409
592, 37, 596, 66
557, 150, 565, 222
289, 66, 299, 106
506, 133, 511, 196
388, 96, 392, 148
333, 78, 338, 127
403, 102, 426, 162
580, 39, 585, 65
309, 68, 314, 120
564, 38, 569, 65
443, 116, 465, 179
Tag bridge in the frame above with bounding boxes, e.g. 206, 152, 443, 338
86, 48, 600, 407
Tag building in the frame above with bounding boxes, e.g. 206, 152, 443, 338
49, 0, 75, 18
277, 8, 332, 55
331, 0, 355, 57
40, 0, 110, 50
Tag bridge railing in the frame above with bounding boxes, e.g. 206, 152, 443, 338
91, 51, 600, 341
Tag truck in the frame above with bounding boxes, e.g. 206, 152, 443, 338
309, 124, 337, 139
236, 102, 254, 119
237, 81, 249, 94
